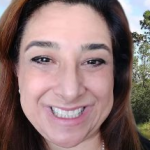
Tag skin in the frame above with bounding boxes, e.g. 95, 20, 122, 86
17, 2, 114, 150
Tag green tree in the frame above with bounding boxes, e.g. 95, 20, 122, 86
132, 81, 150, 124
131, 10, 150, 124
132, 10, 150, 45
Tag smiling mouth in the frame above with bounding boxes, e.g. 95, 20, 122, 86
51, 107, 86, 119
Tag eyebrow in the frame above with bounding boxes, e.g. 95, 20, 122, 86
25, 41, 111, 53
25, 41, 60, 51
81, 43, 111, 53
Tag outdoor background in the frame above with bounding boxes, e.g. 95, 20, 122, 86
0, 0, 150, 139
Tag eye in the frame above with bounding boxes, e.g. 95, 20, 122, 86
83, 58, 106, 67
31, 56, 52, 64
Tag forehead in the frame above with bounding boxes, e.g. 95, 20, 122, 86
21, 2, 112, 50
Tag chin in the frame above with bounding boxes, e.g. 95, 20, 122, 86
47, 135, 84, 148
56, 142, 80, 148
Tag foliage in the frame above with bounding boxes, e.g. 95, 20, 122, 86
132, 10, 150, 45
131, 10, 150, 124
131, 81, 150, 123
137, 122, 150, 140
138, 122, 150, 131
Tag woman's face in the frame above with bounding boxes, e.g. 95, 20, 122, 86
18, 2, 114, 149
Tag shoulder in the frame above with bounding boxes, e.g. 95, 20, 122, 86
139, 134, 150, 150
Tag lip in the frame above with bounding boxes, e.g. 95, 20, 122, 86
44, 105, 93, 126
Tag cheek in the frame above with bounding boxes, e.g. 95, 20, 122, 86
18, 69, 57, 122
84, 69, 114, 129
84, 67, 114, 119
19, 68, 55, 94
84, 69, 114, 101
92, 77, 114, 112
18, 68, 57, 113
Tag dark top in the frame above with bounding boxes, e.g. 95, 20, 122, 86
140, 134, 150, 150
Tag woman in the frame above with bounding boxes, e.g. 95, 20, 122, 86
0, 0, 149, 150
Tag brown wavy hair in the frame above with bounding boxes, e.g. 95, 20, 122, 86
0, 0, 142, 150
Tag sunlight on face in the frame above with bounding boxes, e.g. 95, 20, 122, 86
18, 2, 114, 149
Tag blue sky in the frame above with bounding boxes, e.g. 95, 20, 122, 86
119, 0, 150, 33
0, 0, 150, 33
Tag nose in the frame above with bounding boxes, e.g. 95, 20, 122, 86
53, 65, 86, 103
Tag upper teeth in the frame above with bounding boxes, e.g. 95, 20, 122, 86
51, 107, 84, 118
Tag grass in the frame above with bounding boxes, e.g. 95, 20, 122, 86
138, 122, 150, 140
